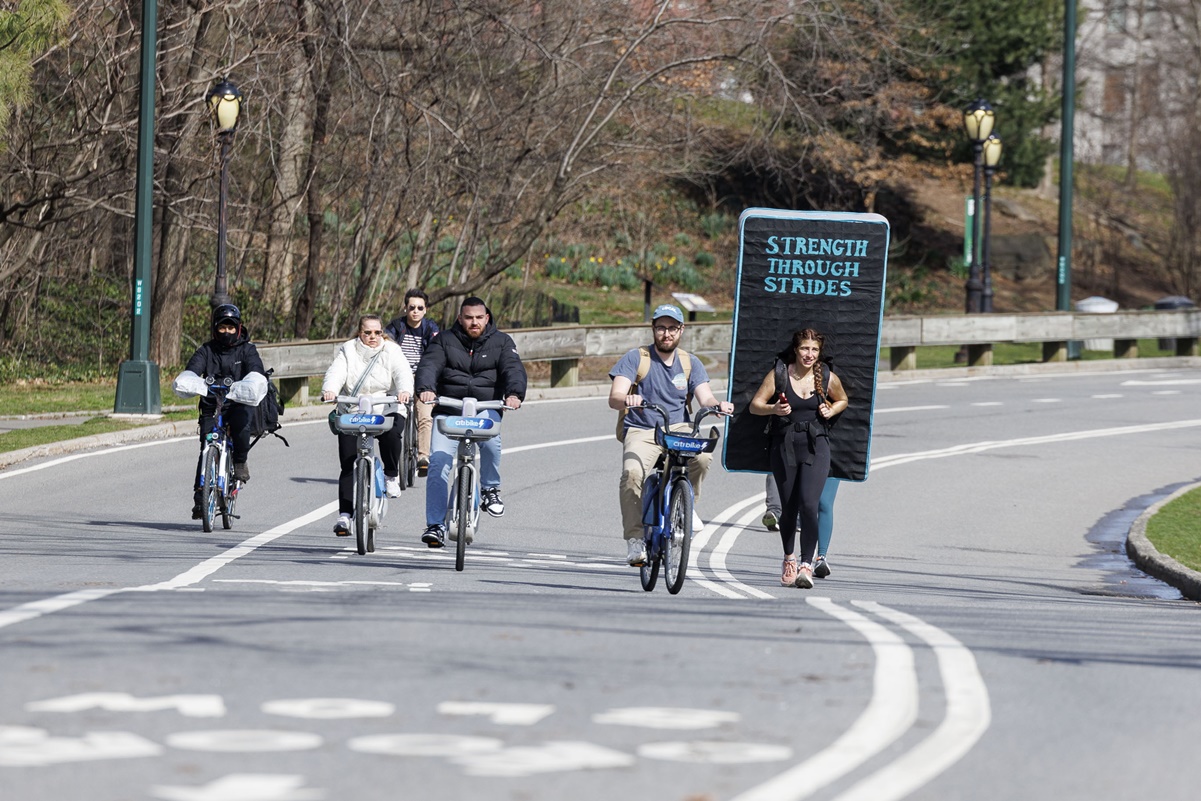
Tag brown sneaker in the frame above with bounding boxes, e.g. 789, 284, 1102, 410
780, 557, 798, 586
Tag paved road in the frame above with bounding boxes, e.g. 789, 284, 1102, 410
2, 366, 1200, 800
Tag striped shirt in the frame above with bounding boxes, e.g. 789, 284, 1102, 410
398, 326, 426, 374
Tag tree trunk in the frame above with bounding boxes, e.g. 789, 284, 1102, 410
262, 46, 310, 316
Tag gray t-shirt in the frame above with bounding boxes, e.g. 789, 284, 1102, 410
610, 347, 710, 432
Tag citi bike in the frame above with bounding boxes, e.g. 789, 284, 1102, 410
637, 403, 724, 594
400, 397, 419, 489
330, 393, 400, 555
198, 378, 241, 533
433, 396, 511, 572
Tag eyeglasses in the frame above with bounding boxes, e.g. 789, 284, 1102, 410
407, 305, 425, 311
653, 325, 682, 335
361, 330, 383, 337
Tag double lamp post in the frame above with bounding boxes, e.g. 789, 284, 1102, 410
963, 99, 1003, 315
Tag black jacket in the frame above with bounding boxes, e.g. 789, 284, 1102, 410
415, 319, 527, 417
384, 315, 439, 349
184, 330, 265, 416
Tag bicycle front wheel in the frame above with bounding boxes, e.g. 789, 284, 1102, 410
404, 413, 418, 488
201, 446, 220, 533
639, 542, 660, 592
354, 458, 371, 555
454, 466, 471, 572
664, 478, 694, 595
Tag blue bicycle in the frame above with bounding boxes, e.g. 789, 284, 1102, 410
638, 403, 723, 594
199, 378, 240, 533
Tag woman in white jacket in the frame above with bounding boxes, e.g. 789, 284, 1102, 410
321, 314, 414, 536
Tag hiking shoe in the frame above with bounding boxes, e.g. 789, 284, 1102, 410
422, 524, 446, 548
814, 556, 831, 579
762, 511, 779, 531
794, 563, 815, 589
481, 487, 505, 517
334, 514, 352, 536
626, 538, 648, 567
385, 477, 402, 498
233, 462, 250, 483
417, 457, 429, 477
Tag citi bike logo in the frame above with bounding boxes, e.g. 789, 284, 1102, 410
447, 417, 494, 430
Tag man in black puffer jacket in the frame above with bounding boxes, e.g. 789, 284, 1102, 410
178, 304, 266, 518
414, 297, 527, 547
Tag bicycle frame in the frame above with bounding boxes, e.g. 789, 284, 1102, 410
433, 396, 508, 571
331, 394, 398, 555
199, 380, 239, 532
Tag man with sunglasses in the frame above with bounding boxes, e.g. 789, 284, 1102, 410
608, 304, 733, 566
385, 288, 440, 475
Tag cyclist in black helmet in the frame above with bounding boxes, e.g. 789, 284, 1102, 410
174, 304, 266, 519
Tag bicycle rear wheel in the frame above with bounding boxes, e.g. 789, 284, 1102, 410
354, 458, 371, 555
454, 466, 470, 571
201, 446, 220, 533
664, 478, 694, 595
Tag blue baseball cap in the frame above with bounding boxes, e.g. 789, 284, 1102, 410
651, 304, 684, 324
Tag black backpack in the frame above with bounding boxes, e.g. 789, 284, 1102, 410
250, 368, 290, 449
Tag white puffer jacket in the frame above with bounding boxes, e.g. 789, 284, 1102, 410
322, 338, 413, 415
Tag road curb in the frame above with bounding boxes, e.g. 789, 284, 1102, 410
1126, 482, 1201, 602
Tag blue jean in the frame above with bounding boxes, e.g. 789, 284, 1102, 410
425, 410, 503, 527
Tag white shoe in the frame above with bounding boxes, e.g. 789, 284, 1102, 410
626, 538, 648, 566
692, 510, 704, 531
385, 477, 401, 498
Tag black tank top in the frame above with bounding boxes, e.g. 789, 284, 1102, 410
781, 373, 821, 426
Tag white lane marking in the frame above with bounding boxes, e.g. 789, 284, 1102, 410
1122, 378, 1201, 386
27, 693, 225, 718
213, 580, 411, 588
348, 733, 502, 757
503, 435, 611, 454
0, 725, 163, 766
452, 741, 635, 777
707, 508, 776, 600
729, 598, 918, 801
875, 405, 949, 413
0, 436, 194, 480
970, 401, 1003, 407
438, 702, 555, 726
151, 774, 324, 801
833, 602, 991, 801
592, 707, 740, 730
935, 382, 971, 387
0, 503, 336, 631
1031, 398, 1062, 403
526, 552, 568, 559
1092, 393, 1123, 398
1153, 390, 1182, 395
165, 730, 322, 753
688, 494, 766, 599
638, 741, 792, 764
261, 699, 394, 719
869, 418, 1201, 470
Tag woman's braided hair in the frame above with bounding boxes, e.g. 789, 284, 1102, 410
790, 328, 828, 404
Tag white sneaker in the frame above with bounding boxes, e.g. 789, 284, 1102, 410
334, 514, 352, 537
385, 477, 402, 498
626, 538, 647, 566
692, 510, 704, 531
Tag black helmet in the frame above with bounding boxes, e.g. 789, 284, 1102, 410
212, 303, 241, 328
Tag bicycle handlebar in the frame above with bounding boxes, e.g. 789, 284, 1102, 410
435, 396, 516, 413
638, 401, 727, 437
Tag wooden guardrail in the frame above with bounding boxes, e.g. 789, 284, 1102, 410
257, 310, 1201, 404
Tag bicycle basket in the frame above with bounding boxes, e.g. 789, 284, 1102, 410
436, 415, 501, 440
656, 427, 719, 457
332, 412, 394, 434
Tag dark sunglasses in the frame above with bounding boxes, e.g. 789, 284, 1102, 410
407, 305, 426, 311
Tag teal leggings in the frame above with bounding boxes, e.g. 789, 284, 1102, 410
765, 475, 840, 557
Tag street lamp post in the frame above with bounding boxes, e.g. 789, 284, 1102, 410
962, 99, 995, 315
205, 79, 242, 309
981, 134, 1003, 313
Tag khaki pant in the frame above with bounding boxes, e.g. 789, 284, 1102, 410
619, 425, 712, 540
415, 399, 433, 460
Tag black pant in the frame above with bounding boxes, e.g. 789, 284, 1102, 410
769, 434, 830, 563
193, 405, 255, 493
336, 413, 403, 514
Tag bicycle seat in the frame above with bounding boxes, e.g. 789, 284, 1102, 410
333, 412, 395, 434
436, 415, 502, 440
